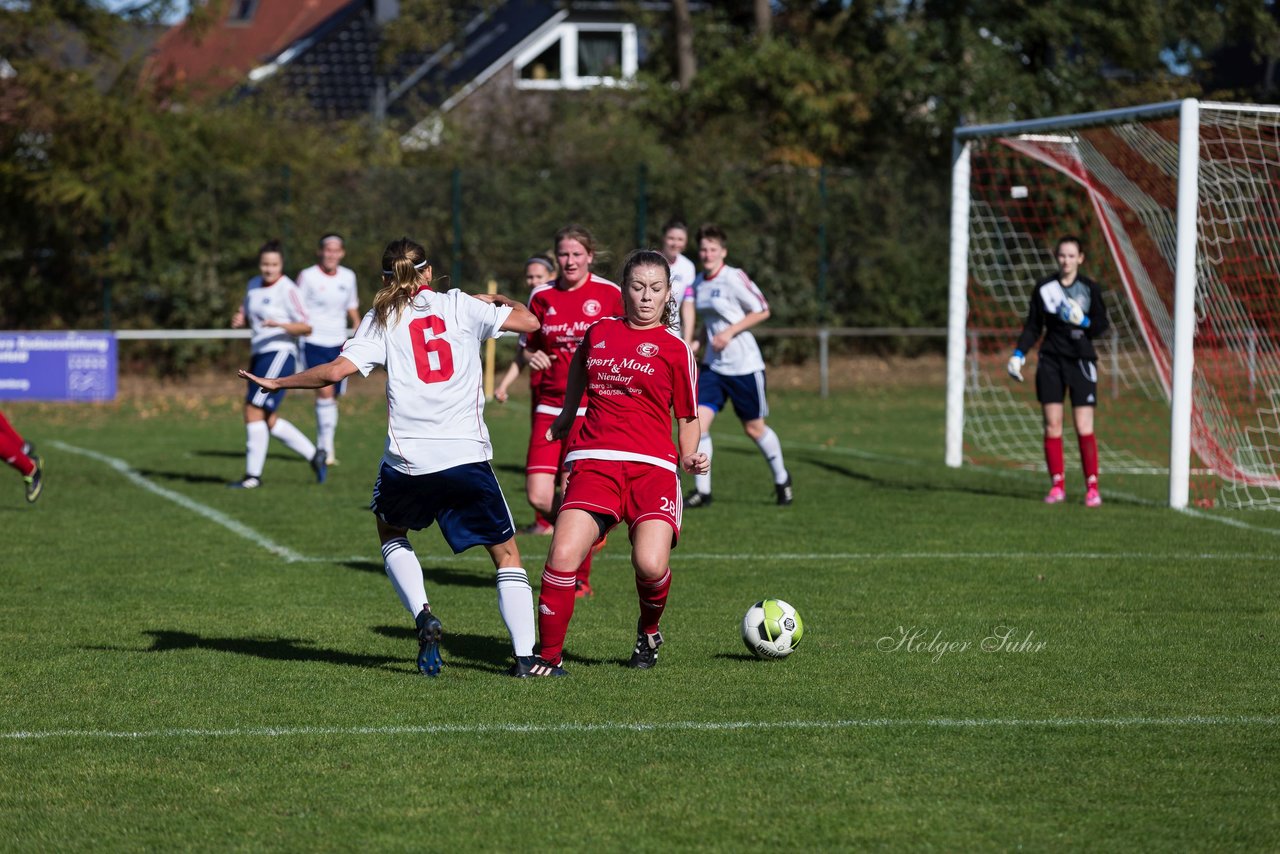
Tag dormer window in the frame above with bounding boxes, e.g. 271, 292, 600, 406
228, 0, 259, 24
515, 23, 636, 90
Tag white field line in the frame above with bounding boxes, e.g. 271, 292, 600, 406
3, 716, 1276, 741
51, 441, 364, 565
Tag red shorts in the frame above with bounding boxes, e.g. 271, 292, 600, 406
560, 458, 683, 544
526, 408, 586, 475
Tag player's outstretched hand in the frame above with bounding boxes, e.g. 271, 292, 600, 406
527, 349, 554, 371
230, 308, 246, 329
238, 369, 279, 391
1007, 353, 1025, 383
494, 385, 510, 403
682, 452, 709, 475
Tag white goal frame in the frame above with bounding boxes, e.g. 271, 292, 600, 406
946, 98, 1280, 509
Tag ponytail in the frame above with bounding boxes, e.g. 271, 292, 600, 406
373, 238, 430, 329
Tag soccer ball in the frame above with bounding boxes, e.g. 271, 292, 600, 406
741, 599, 804, 659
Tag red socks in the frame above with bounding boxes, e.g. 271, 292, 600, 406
536, 565, 578, 664
0, 413, 34, 477
1078, 433, 1099, 487
1044, 436, 1064, 488
636, 569, 671, 634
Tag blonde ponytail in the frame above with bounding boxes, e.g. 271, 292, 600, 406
373, 238, 430, 328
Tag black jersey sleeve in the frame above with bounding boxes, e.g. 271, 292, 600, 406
1014, 281, 1047, 355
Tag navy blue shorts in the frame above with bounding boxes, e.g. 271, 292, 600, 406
245, 350, 295, 413
370, 461, 517, 553
697, 368, 769, 421
302, 343, 346, 396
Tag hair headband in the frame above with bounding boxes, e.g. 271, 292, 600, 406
382, 259, 430, 276
526, 256, 555, 273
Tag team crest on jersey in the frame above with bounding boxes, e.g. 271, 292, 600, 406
583, 299, 602, 317
636, 342, 659, 358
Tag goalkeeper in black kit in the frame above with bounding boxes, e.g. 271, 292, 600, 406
1006, 236, 1111, 507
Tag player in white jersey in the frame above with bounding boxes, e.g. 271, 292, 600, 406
681, 224, 792, 508
296, 234, 360, 466
660, 219, 698, 340
239, 238, 552, 678
228, 239, 326, 490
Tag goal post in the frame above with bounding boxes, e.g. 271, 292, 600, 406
947, 98, 1280, 510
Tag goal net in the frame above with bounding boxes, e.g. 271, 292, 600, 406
947, 100, 1280, 509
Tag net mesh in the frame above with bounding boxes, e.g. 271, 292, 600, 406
963, 105, 1280, 508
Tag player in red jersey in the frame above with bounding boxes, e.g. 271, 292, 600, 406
522, 225, 623, 596
529, 249, 708, 676
0, 410, 43, 503
495, 254, 558, 536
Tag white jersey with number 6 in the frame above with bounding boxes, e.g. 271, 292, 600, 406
692, 263, 768, 376
341, 287, 513, 475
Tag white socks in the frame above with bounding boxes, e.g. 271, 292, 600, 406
315, 398, 338, 457
496, 567, 536, 657
381, 538, 428, 617
269, 417, 317, 460
694, 433, 713, 494
245, 421, 269, 478
755, 426, 789, 484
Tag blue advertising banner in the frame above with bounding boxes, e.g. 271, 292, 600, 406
0, 332, 117, 402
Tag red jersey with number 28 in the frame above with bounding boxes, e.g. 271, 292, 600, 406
525, 275, 622, 411
564, 318, 698, 472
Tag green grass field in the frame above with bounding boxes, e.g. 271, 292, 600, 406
2, 370, 1278, 851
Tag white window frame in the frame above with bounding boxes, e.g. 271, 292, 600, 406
513, 22, 637, 91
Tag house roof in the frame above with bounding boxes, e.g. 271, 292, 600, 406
142, 0, 357, 97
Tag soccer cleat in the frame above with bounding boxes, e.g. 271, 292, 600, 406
575, 580, 594, 599
1044, 485, 1066, 504
519, 520, 555, 536
683, 490, 712, 509
415, 607, 443, 677
775, 473, 794, 506
1085, 486, 1103, 508
311, 449, 328, 484
227, 475, 261, 489
627, 625, 664, 669
23, 454, 43, 504
510, 655, 567, 677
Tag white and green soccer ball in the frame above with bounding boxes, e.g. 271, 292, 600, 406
741, 599, 804, 659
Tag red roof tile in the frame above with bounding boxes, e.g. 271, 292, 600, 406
142, 0, 354, 98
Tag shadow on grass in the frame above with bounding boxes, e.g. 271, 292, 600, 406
91, 630, 404, 672
341, 561, 493, 589
800, 456, 1033, 501
133, 468, 230, 485
373, 624, 613, 671
373, 625, 512, 673
492, 462, 526, 477
711, 652, 759, 662
192, 449, 305, 463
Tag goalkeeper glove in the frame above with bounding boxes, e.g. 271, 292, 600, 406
1057, 298, 1091, 328
1007, 350, 1025, 382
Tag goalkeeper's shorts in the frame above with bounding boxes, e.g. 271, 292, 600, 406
1036, 352, 1099, 407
